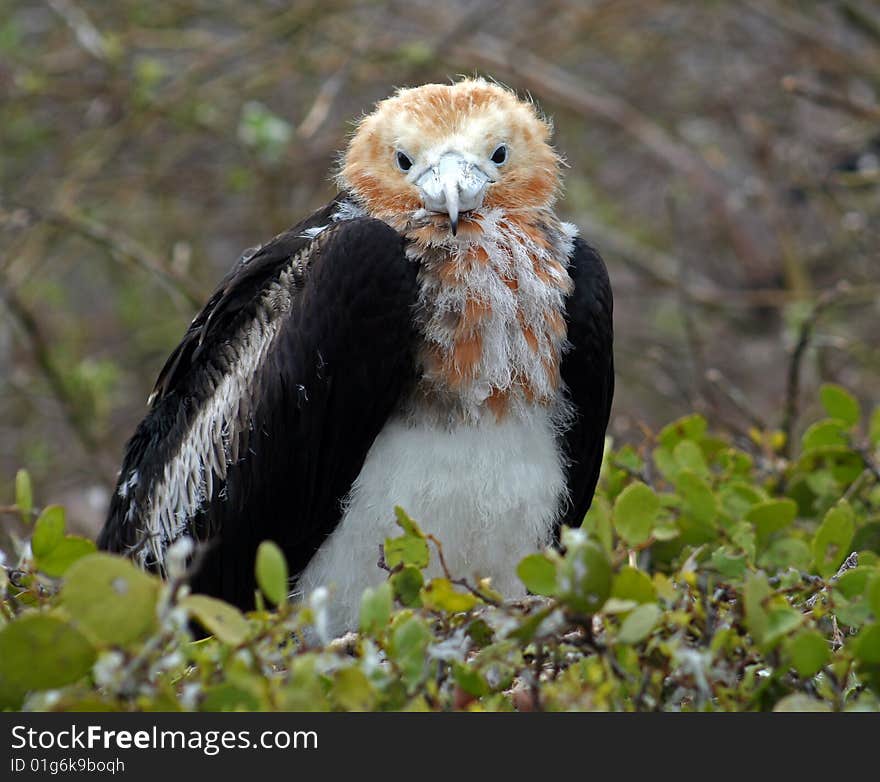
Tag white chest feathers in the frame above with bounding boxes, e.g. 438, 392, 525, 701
296, 407, 567, 636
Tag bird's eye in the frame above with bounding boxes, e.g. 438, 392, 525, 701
396, 151, 413, 172
491, 144, 508, 165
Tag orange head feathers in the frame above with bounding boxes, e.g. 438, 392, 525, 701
337, 78, 562, 233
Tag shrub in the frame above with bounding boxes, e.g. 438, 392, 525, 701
1, 384, 879, 711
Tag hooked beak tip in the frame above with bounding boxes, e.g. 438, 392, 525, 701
450, 216, 458, 236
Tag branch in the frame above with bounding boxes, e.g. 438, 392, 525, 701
782, 76, 880, 121
0, 285, 101, 458
426, 533, 502, 607
1, 204, 203, 308
450, 34, 771, 280
780, 281, 853, 458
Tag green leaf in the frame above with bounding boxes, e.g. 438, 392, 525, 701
557, 533, 612, 614
181, 595, 250, 646
773, 694, 831, 712
617, 603, 661, 644
255, 541, 288, 606
764, 607, 802, 646
652, 522, 680, 541
389, 616, 432, 688
710, 546, 747, 581
673, 440, 709, 477
31, 505, 66, 558
812, 502, 855, 578
0, 615, 96, 708
36, 536, 96, 577
200, 682, 265, 712
613, 482, 660, 546
394, 506, 425, 538
854, 624, 880, 664
675, 471, 718, 526
835, 568, 869, 600
869, 407, 880, 447
384, 535, 430, 570
868, 574, 880, 619
360, 582, 392, 635
467, 618, 494, 647
747, 499, 797, 547
60, 553, 159, 645
15, 468, 32, 523
819, 384, 860, 427
758, 538, 812, 572
719, 482, 764, 519
581, 496, 613, 555
453, 663, 489, 697
390, 566, 424, 608
237, 100, 292, 164
421, 578, 478, 613
277, 657, 331, 712
785, 629, 830, 678
730, 521, 756, 561
611, 566, 656, 604
658, 414, 707, 448
743, 572, 770, 647
718, 448, 754, 476
517, 553, 558, 596
652, 446, 679, 481
331, 666, 377, 711
801, 419, 848, 452
833, 569, 872, 627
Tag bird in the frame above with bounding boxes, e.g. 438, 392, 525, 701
98, 78, 614, 636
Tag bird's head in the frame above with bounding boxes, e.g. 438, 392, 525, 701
337, 78, 562, 236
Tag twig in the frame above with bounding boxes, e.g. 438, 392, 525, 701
451, 33, 771, 280
780, 281, 852, 458
1, 205, 204, 308
668, 194, 708, 409
297, 66, 350, 141
47, 0, 109, 62
425, 533, 502, 607
782, 76, 880, 121
704, 368, 771, 432
838, 0, 880, 44
0, 285, 101, 458
841, 468, 874, 503
854, 445, 880, 483
117, 541, 212, 696
575, 212, 717, 297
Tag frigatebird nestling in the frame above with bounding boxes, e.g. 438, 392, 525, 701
98, 78, 614, 636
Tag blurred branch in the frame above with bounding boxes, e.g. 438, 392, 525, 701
704, 368, 771, 433
297, 67, 350, 141
453, 33, 772, 281
47, 0, 109, 62
1, 205, 203, 308
0, 285, 101, 461
575, 212, 712, 294
838, 1, 880, 45
782, 76, 880, 121
780, 281, 853, 458
744, 0, 880, 81
668, 195, 707, 409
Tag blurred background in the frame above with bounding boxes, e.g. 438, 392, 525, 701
1, 0, 878, 540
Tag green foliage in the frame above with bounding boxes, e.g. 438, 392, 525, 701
255, 541, 289, 607
237, 101, 292, 165
2, 388, 880, 712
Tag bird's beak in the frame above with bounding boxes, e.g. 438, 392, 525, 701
415, 153, 489, 236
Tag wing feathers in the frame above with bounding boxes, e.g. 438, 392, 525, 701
100, 213, 418, 610
558, 237, 615, 533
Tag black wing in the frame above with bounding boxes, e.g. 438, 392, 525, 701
98, 208, 419, 610
558, 236, 614, 532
